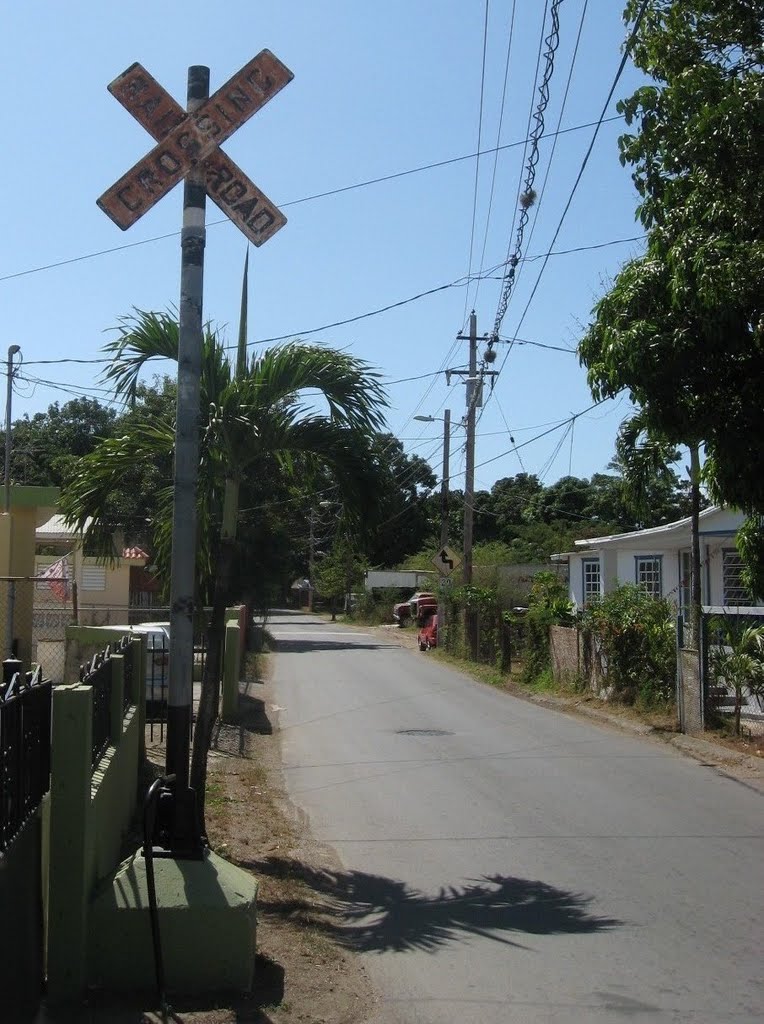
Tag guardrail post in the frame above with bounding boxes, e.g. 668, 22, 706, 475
47, 685, 93, 1003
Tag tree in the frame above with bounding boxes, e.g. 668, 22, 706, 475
582, 3, 763, 482
313, 538, 366, 620
360, 434, 437, 567
710, 621, 764, 737
5, 398, 117, 487
580, 1, 763, 613
62, 308, 388, 821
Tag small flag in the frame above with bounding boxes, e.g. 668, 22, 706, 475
37, 556, 70, 602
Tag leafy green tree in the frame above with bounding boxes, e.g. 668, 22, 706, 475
313, 538, 367, 620
62, 308, 387, 818
361, 434, 437, 567
5, 398, 117, 487
580, 1, 763, 577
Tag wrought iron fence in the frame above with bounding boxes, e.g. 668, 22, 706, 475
79, 649, 114, 771
116, 634, 134, 713
0, 665, 52, 853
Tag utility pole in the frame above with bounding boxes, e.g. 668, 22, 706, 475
4, 344, 20, 515
463, 314, 477, 584
4, 344, 20, 658
308, 507, 316, 611
449, 314, 497, 586
440, 409, 451, 549
166, 67, 209, 821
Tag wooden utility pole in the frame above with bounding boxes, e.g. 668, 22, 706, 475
440, 409, 451, 549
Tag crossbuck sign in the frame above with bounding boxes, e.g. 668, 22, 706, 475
98, 50, 293, 245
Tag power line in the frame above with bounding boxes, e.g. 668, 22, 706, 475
469, 0, 518, 315
506, 0, 651, 349
0, 115, 622, 286
489, 0, 564, 345
462, 0, 491, 327
508, 0, 589, 309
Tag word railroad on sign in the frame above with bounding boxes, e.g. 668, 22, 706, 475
98, 50, 293, 246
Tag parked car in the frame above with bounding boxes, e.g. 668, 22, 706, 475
393, 591, 436, 626
130, 622, 170, 704
417, 614, 438, 651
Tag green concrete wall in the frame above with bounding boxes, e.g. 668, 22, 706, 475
0, 811, 44, 1018
46, 663, 142, 1004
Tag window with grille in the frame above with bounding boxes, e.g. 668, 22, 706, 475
582, 558, 601, 604
635, 556, 662, 598
722, 549, 751, 606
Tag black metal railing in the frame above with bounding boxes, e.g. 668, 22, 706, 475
80, 649, 113, 772
0, 665, 52, 853
117, 634, 134, 713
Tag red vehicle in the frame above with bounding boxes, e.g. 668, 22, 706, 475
393, 591, 436, 626
418, 614, 438, 651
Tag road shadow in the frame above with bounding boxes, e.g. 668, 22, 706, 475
273, 638, 396, 653
243, 856, 622, 954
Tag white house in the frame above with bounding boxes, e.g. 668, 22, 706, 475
556, 506, 749, 614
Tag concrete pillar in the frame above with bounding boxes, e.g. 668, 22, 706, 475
47, 685, 93, 1003
222, 622, 241, 723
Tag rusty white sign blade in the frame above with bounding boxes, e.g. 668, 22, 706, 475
101, 62, 286, 246
98, 50, 293, 232
203, 151, 285, 246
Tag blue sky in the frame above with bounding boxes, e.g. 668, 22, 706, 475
2, 1, 646, 494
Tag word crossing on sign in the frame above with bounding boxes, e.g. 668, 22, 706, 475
98, 51, 292, 246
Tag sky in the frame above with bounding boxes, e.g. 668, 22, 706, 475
2, 1, 648, 497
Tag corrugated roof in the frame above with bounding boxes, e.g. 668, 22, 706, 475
572, 505, 738, 550
36, 514, 91, 540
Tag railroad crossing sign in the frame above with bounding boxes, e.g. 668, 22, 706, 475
97, 50, 293, 246
433, 546, 462, 576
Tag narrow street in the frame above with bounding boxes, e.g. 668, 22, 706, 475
269, 609, 764, 1024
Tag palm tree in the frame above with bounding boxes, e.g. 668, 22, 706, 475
710, 622, 764, 737
63, 305, 387, 822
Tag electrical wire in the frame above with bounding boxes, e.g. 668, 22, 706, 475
506, 0, 589, 307
506, 0, 651, 351
0, 115, 622, 286
490, 0, 564, 346
468, 0, 517, 315
462, 0, 491, 327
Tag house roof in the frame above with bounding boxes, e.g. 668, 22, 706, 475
572, 505, 742, 551
122, 546, 149, 560
37, 515, 148, 562
36, 513, 91, 542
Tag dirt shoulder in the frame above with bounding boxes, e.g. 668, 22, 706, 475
200, 655, 378, 1024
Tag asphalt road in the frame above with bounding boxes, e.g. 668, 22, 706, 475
268, 610, 764, 1024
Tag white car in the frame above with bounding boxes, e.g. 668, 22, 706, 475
128, 622, 170, 704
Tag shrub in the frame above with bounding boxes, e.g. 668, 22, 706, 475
520, 571, 574, 684
581, 584, 675, 706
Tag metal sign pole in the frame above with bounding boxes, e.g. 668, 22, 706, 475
166, 65, 209, 790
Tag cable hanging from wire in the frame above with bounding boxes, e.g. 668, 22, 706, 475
488, 0, 564, 352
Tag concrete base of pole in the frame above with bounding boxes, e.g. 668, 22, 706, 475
89, 849, 258, 995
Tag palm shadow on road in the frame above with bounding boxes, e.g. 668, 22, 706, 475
244, 856, 622, 953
